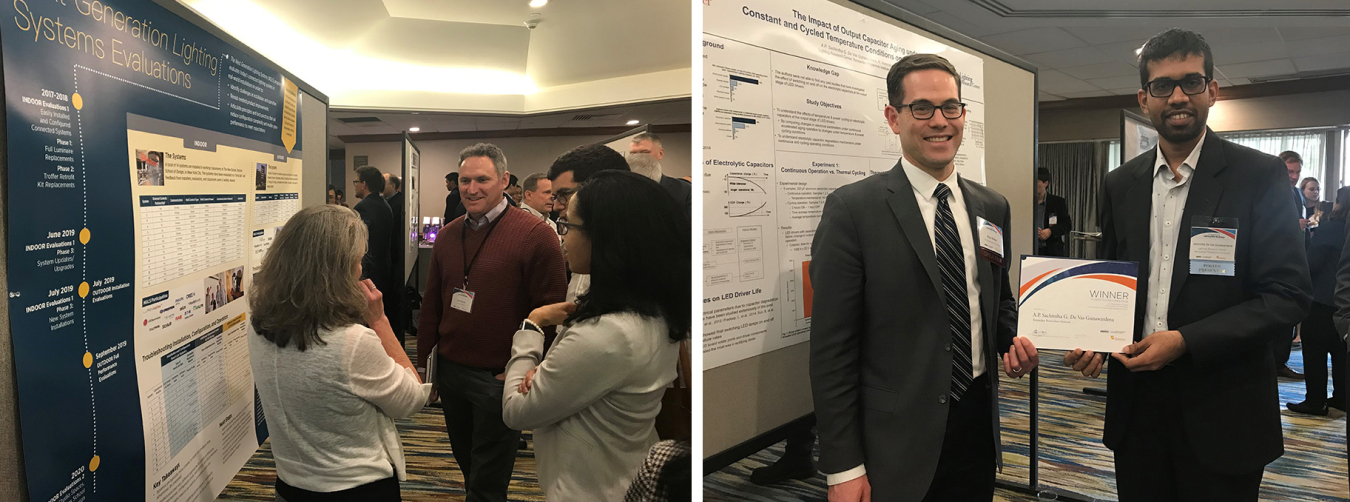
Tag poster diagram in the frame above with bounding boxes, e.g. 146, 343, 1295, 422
702, 0, 985, 369
2, 0, 306, 500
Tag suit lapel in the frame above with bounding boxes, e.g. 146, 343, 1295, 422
1169, 130, 1228, 308
885, 164, 943, 297
1122, 151, 1155, 338
959, 178, 997, 336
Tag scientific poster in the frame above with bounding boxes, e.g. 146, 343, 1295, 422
702, 0, 985, 368
2, 0, 304, 500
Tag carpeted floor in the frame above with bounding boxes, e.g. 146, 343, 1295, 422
703, 348, 1350, 502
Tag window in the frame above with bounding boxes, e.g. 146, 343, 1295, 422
1107, 140, 1122, 171
1225, 130, 1325, 193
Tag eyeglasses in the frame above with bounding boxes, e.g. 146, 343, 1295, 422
1144, 75, 1211, 98
895, 101, 966, 120
556, 216, 584, 236
552, 187, 576, 202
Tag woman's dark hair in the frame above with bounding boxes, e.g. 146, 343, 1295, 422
570, 170, 689, 342
1332, 186, 1350, 221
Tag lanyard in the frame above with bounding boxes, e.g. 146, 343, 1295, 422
461, 213, 504, 289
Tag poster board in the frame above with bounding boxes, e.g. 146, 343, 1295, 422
401, 133, 420, 281
0, 0, 325, 499
1121, 110, 1158, 165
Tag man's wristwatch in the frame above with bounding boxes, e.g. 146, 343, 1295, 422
520, 319, 543, 333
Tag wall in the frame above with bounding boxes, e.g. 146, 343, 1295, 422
1042, 88, 1350, 142
701, 0, 1038, 456
344, 132, 691, 221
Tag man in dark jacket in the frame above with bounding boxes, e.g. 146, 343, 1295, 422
353, 166, 396, 319
1035, 167, 1072, 256
384, 172, 407, 343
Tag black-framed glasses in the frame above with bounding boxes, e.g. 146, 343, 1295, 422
895, 101, 966, 120
552, 187, 576, 202
1144, 75, 1211, 98
556, 216, 584, 236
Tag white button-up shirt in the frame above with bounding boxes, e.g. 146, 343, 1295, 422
465, 197, 509, 230
1145, 131, 1206, 337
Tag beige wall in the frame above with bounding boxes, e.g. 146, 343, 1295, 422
344, 132, 691, 220
702, 0, 1038, 456
1042, 88, 1350, 142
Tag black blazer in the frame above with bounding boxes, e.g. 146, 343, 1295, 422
1039, 194, 1072, 256
354, 193, 395, 293
1308, 218, 1346, 306
1098, 128, 1311, 474
387, 190, 406, 284
659, 175, 691, 223
445, 190, 464, 223
809, 162, 1016, 500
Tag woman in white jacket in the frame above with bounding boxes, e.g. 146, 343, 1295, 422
502, 170, 690, 500
249, 204, 430, 501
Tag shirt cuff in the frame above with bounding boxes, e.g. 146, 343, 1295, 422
825, 465, 866, 485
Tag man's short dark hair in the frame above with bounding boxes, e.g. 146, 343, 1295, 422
356, 166, 385, 195
446, 171, 457, 181
1037, 167, 1051, 182
886, 53, 961, 107
522, 172, 549, 192
1137, 28, 1214, 88
509, 174, 519, 187
1279, 151, 1303, 164
547, 144, 630, 183
388, 174, 402, 190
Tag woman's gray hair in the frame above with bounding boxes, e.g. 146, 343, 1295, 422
249, 204, 368, 350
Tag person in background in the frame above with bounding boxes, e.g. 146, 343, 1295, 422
628, 132, 691, 221
1330, 199, 1350, 472
519, 172, 558, 237
336, 189, 349, 208
624, 440, 692, 502
1274, 152, 1309, 380
383, 173, 407, 344
506, 174, 523, 204
418, 143, 567, 502
352, 166, 396, 314
748, 423, 818, 485
1300, 177, 1328, 230
249, 204, 430, 501
445, 171, 465, 223
327, 185, 337, 205
1035, 167, 1072, 257
547, 144, 632, 302
1288, 186, 1350, 416
502, 170, 688, 501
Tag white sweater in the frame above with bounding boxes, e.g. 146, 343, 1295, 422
249, 324, 431, 492
502, 312, 679, 501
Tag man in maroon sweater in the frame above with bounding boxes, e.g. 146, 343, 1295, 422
417, 143, 567, 502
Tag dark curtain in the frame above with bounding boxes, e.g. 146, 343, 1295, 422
1037, 142, 1106, 258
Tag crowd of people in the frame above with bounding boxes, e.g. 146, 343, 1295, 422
250, 135, 692, 501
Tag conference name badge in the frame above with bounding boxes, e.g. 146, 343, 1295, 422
977, 217, 1005, 267
452, 288, 475, 313
1049, 215, 1058, 225
1188, 216, 1238, 277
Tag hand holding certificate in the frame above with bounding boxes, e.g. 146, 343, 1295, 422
1016, 256, 1138, 354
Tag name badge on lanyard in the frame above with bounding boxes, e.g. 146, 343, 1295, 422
976, 217, 1005, 267
1189, 216, 1238, 276
457, 214, 504, 313
451, 288, 475, 313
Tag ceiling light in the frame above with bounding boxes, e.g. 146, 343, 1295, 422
626, 119, 640, 125
409, 127, 420, 132
529, 0, 548, 7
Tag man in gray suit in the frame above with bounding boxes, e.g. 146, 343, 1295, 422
810, 53, 1039, 502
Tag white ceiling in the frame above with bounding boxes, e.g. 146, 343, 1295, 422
327, 99, 690, 147
180, 0, 690, 107
880, 0, 1350, 101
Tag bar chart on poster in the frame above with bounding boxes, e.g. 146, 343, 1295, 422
701, 0, 986, 369
0, 0, 320, 500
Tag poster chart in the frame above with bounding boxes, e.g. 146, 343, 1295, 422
2, 0, 305, 500
702, 0, 986, 369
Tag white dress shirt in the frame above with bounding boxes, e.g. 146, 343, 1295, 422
519, 202, 561, 240
465, 197, 509, 230
1144, 131, 1205, 337
827, 158, 986, 486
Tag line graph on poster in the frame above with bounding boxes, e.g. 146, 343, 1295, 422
725, 173, 771, 218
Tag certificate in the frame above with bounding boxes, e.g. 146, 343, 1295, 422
1016, 256, 1139, 353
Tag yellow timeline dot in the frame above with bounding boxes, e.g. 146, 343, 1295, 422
83, 352, 92, 369
79, 228, 90, 245
89, 455, 100, 472
72, 93, 83, 110
78, 282, 89, 298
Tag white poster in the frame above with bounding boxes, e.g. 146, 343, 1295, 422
702, 0, 986, 369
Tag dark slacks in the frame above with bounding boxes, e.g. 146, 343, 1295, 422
1302, 302, 1347, 406
435, 356, 520, 502
1274, 326, 1294, 366
1113, 368, 1263, 501
921, 373, 995, 502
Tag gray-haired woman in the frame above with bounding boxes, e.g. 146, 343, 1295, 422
249, 204, 430, 501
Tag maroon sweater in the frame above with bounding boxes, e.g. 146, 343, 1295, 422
417, 206, 567, 370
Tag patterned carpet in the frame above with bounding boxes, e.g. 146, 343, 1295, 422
704, 348, 1350, 502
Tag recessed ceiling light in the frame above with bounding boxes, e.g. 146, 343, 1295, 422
409, 127, 420, 132
529, 0, 547, 7
626, 119, 640, 125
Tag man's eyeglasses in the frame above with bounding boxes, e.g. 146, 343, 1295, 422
1144, 75, 1211, 98
552, 187, 576, 202
556, 216, 583, 236
894, 101, 966, 120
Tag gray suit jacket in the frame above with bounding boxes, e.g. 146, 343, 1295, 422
809, 162, 1017, 500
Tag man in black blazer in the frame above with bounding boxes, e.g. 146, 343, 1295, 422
353, 166, 396, 314
1064, 29, 1310, 500
383, 172, 407, 343
628, 133, 691, 222
1035, 167, 1072, 256
810, 53, 1038, 502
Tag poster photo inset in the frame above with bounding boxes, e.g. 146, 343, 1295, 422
138, 149, 165, 186
255, 163, 268, 191
204, 265, 245, 314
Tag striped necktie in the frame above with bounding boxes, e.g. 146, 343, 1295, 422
933, 183, 973, 401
